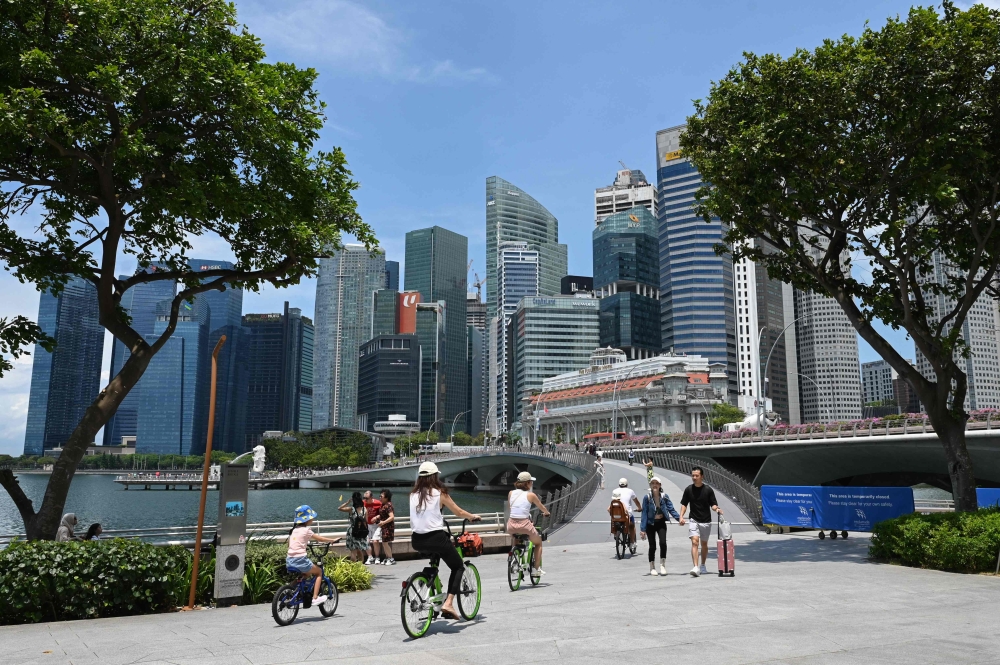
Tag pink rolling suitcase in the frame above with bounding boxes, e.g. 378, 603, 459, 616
717, 514, 735, 577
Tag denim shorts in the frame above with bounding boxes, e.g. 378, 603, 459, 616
286, 555, 315, 573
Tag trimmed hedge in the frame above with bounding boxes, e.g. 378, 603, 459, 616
0, 539, 196, 625
869, 507, 1000, 573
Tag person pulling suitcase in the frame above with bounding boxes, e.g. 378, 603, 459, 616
678, 466, 722, 577
717, 512, 735, 577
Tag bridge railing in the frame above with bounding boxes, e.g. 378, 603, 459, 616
531, 462, 602, 535
604, 450, 763, 528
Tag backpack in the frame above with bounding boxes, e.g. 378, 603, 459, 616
456, 532, 483, 557
350, 508, 368, 538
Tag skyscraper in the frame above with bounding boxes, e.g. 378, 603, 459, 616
405, 227, 468, 434
491, 241, 540, 434
514, 296, 601, 430
313, 244, 386, 429
466, 293, 487, 330
415, 301, 445, 431
467, 325, 485, 436
372, 289, 400, 338
656, 126, 738, 397
357, 334, 422, 433
24, 277, 104, 456
594, 167, 657, 224
915, 249, 1000, 410
755, 251, 800, 425
485, 176, 567, 321
137, 298, 211, 455
104, 265, 175, 446
385, 260, 400, 291
794, 288, 863, 422
593, 206, 661, 359
243, 303, 314, 446
862, 359, 897, 405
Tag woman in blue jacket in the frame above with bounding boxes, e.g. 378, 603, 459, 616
640, 476, 681, 576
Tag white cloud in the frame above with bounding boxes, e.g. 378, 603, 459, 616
0, 355, 33, 456
238, 0, 494, 84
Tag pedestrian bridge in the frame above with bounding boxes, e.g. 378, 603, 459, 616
293, 450, 591, 490
602, 418, 1000, 489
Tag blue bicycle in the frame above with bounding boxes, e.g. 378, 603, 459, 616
271, 543, 339, 626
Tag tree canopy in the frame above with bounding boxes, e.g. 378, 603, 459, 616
0, 0, 375, 538
681, 1, 1000, 509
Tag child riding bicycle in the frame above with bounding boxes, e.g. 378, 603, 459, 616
286, 505, 341, 604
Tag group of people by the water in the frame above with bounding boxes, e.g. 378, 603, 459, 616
55, 513, 103, 542
339, 488, 397, 565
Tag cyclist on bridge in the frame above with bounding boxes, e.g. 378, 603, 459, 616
609, 478, 641, 553
506, 471, 551, 575
409, 462, 481, 620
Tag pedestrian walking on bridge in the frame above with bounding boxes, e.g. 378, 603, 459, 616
640, 477, 680, 576
678, 467, 722, 577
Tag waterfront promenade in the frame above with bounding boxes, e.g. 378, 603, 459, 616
4, 460, 1000, 664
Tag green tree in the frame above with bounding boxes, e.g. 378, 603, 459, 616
0, 0, 373, 538
681, 2, 1000, 510
709, 403, 747, 432
0, 316, 53, 378
452, 432, 473, 446
553, 425, 564, 445
36, 457, 56, 466
302, 448, 338, 469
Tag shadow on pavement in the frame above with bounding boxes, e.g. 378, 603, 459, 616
731, 534, 872, 564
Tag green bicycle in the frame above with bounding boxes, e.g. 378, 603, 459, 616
507, 533, 542, 591
400, 520, 482, 639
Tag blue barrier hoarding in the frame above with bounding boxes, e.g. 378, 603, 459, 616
977, 488, 1000, 508
762, 486, 915, 531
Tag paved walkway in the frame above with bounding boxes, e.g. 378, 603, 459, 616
5, 464, 1000, 664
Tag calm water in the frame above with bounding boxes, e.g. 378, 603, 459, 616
0, 473, 507, 535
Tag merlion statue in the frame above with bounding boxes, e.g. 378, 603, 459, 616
252, 445, 266, 473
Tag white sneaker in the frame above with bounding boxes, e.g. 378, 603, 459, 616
364, 556, 374, 565
649, 563, 658, 577
660, 562, 667, 576
700, 564, 708, 575
314, 595, 327, 604
384, 558, 396, 565
690, 566, 700, 577
533, 568, 546, 575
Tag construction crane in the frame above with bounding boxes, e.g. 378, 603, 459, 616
467, 259, 485, 302
619, 160, 629, 171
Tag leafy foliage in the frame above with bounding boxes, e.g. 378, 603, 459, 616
0, 316, 54, 378
0, 539, 195, 624
709, 403, 746, 431
263, 431, 372, 469
244, 540, 374, 595
870, 508, 1000, 573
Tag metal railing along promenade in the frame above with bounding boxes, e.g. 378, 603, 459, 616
603, 450, 764, 528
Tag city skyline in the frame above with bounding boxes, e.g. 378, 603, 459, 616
0, 0, 922, 453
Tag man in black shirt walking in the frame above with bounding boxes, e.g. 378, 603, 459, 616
678, 466, 723, 577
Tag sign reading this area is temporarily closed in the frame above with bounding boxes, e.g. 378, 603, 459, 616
761, 486, 915, 532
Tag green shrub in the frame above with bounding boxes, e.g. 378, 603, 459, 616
0, 539, 193, 625
244, 540, 374, 599
870, 508, 1000, 573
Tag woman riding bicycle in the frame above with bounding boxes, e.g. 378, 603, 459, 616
506, 471, 550, 575
286, 505, 341, 604
409, 462, 481, 620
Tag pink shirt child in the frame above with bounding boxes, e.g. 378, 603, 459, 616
287, 526, 314, 558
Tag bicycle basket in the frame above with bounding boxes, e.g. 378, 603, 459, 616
456, 532, 483, 557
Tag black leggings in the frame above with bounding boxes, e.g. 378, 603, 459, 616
411, 530, 464, 596
647, 518, 667, 562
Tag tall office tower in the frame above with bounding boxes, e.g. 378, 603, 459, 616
415, 302, 445, 431
405, 227, 469, 434
561, 275, 594, 295
313, 244, 386, 429
467, 325, 485, 436
357, 334, 422, 433
656, 126, 738, 397
243, 303, 314, 446
137, 298, 211, 455
372, 289, 400, 337
492, 241, 540, 434
593, 207, 661, 359
104, 265, 176, 446
594, 167, 657, 224
188, 259, 244, 329
24, 277, 103, 456
485, 176, 567, 320
862, 359, 898, 405
733, 247, 760, 413
794, 288, 863, 422
466, 292, 487, 330
513, 295, 601, 429
755, 250, 799, 425
298, 318, 314, 430
915, 249, 1000, 410
385, 260, 400, 291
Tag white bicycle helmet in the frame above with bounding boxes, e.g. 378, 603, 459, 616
619, 478, 628, 487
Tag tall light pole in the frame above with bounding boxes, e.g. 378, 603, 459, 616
757, 315, 807, 441
793, 372, 831, 424
449, 410, 471, 441
612, 363, 643, 440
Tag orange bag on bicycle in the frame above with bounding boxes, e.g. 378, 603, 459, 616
456, 532, 483, 557
608, 499, 629, 534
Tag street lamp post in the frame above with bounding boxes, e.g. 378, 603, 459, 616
757, 316, 807, 441
793, 372, 831, 424
612, 364, 643, 441
449, 410, 471, 442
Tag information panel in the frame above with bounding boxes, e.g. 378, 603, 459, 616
977, 488, 1000, 508
762, 486, 915, 531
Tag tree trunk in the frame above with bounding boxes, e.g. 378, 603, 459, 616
924, 408, 978, 512
2, 347, 153, 539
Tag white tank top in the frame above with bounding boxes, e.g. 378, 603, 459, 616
509, 489, 531, 519
410, 489, 445, 534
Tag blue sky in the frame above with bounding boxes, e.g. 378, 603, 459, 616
0, 0, 942, 455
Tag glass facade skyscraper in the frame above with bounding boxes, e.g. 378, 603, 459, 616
405, 227, 468, 434
656, 125, 737, 396
513, 296, 601, 429
372, 289, 400, 338
593, 206, 661, 359
357, 334, 422, 432
137, 299, 211, 455
313, 244, 386, 429
385, 260, 400, 291
485, 176, 567, 321
415, 302, 445, 431
104, 265, 175, 446
24, 277, 104, 456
